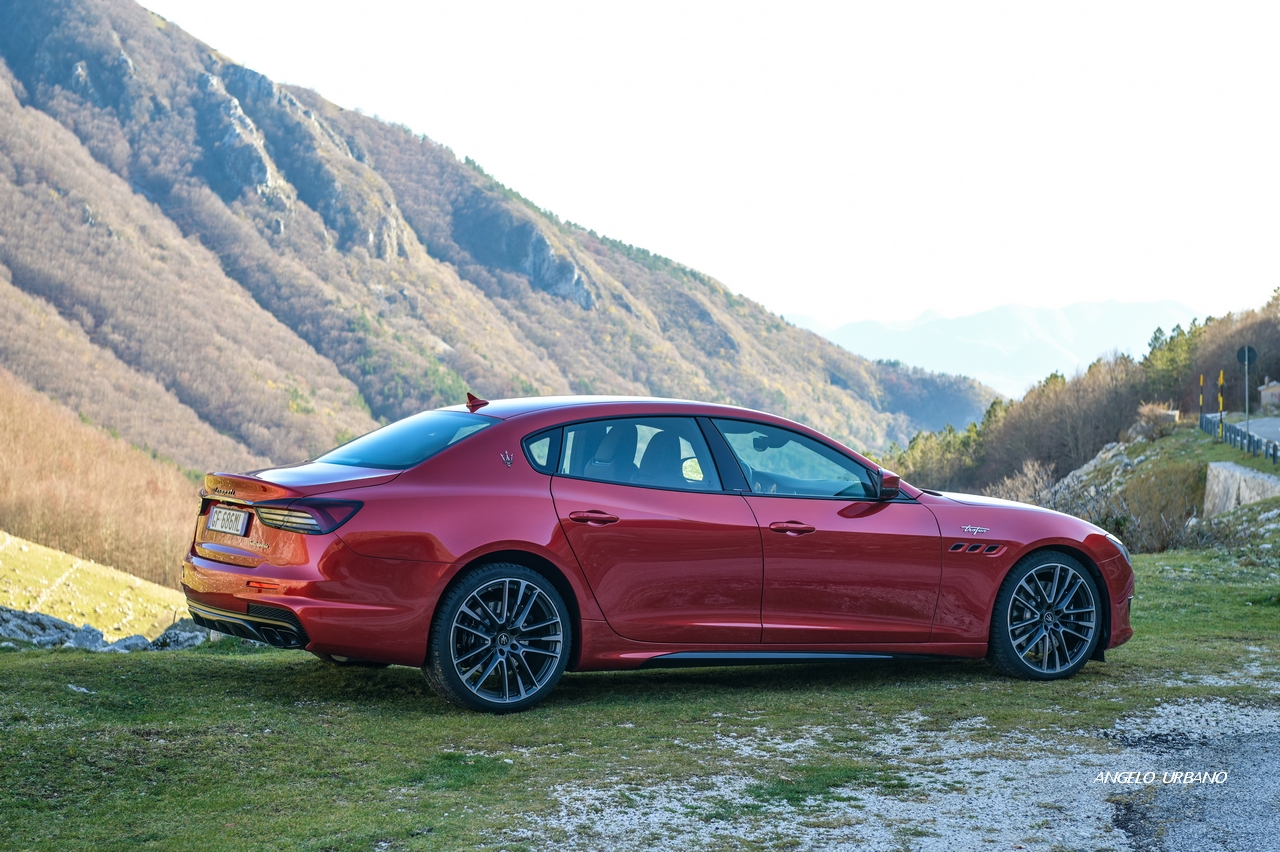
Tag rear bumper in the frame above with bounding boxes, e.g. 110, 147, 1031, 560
181, 541, 449, 666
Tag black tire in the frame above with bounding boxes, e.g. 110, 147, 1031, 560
989, 550, 1102, 680
311, 652, 390, 668
424, 563, 571, 713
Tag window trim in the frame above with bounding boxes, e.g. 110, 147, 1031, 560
521, 427, 563, 475
709, 417, 908, 503
698, 416, 750, 492
539, 414, 730, 495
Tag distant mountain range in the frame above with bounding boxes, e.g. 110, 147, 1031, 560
0, 0, 996, 472
789, 301, 1200, 399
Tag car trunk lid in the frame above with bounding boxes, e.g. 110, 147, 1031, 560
195, 465, 399, 568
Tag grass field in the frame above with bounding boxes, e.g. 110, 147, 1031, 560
0, 532, 187, 642
2, 548, 1277, 851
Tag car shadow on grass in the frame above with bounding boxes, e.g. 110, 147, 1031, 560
182, 643, 1002, 718
15, 638, 1061, 726
192, 652, 996, 719
553, 657, 994, 705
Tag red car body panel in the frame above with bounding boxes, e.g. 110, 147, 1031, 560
181, 396, 1135, 671
746, 495, 943, 643
553, 478, 764, 643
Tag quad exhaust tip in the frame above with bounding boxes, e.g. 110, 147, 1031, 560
188, 601, 309, 650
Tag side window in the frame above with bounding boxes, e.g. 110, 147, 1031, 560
522, 428, 561, 474
559, 417, 722, 492
711, 419, 875, 499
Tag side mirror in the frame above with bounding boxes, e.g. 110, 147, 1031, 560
877, 468, 901, 500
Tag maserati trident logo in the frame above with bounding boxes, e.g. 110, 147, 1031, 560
500, 451, 514, 468
961, 525, 990, 536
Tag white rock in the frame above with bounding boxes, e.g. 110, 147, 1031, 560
101, 634, 151, 653
1204, 462, 1280, 517
65, 624, 107, 651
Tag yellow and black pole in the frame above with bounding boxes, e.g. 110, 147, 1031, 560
1218, 369, 1225, 440
1199, 374, 1204, 421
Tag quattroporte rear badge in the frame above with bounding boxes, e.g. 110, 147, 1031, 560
961, 525, 990, 535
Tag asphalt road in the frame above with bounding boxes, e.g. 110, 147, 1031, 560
1115, 731, 1280, 851
1242, 416, 1280, 442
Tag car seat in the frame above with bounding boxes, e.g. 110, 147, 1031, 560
633, 430, 687, 489
584, 423, 639, 483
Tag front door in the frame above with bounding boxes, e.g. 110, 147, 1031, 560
712, 419, 943, 644
552, 416, 763, 644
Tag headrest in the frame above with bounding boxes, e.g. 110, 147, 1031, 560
592, 423, 637, 465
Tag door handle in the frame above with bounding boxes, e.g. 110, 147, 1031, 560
769, 521, 816, 535
569, 510, 620, 525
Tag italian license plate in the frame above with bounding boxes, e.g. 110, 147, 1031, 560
208, 506, 250, 536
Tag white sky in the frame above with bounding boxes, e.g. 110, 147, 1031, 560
143, 1, 1280, 324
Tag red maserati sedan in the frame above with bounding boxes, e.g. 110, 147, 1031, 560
182, 395, 1134, 712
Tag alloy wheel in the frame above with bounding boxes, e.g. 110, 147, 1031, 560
448, 577, 565, 705
1005, 561, 1097, 675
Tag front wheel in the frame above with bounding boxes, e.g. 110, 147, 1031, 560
988, 551, 1102, 680
424, 563, 571, 713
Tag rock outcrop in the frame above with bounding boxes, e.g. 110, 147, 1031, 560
1204, 462, 1280, 518
198, 72, 276, 194
0, 606, 207, 652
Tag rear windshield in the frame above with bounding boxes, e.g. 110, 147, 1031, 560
315, 410, 494, 470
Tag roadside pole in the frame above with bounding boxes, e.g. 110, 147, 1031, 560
1238, 346, 1258, 452
1218, 370, 1225, 441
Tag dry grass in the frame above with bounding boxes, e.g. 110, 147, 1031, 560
1128, 401, 1179, 441
982, 459, 1056, 504
0, 366, 197, 588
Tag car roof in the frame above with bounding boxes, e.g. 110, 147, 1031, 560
439, 394, 908, 491
441, 395, 760, 420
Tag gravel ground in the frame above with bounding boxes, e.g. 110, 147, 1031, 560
1104, 701, 1280, 852
521, 697, 1280, 851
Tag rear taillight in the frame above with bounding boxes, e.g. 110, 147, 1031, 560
255, 499, 362, 535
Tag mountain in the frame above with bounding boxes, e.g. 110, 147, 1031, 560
0, 0, 995, 472
790, 301, 1199, 399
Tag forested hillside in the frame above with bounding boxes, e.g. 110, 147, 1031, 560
0, 0, 994, 473
883, 291, 1280, 493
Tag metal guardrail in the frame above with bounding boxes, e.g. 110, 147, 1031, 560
1200, 413, 1280, 464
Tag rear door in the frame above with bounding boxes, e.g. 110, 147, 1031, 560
551, 416, 763, 643
712, 419, 943, 644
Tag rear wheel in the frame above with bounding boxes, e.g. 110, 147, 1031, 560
424, 563, 571, 713
989, 551, 1101, 680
